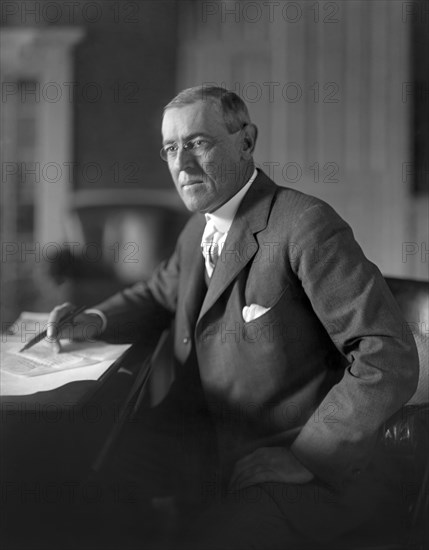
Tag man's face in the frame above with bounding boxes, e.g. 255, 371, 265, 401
161, 100, 247, 213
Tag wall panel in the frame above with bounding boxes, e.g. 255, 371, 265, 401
177, 0, 425, 278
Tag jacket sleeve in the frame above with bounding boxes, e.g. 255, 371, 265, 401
289, 201, 419, 487
92, 240, 181, 344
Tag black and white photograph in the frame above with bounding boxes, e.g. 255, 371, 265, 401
1, 1, 428, 549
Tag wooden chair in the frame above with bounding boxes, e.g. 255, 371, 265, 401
316, 277, 429, 549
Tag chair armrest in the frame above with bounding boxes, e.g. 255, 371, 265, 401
380, 404, 429, 453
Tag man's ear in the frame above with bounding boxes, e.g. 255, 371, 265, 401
241, 123, 258, 159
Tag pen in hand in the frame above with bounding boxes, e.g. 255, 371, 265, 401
19, 305, 88, 353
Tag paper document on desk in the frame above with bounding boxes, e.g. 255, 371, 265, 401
1, 312, 131, 396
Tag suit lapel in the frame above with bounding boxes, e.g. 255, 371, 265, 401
197, 171, 277, 324
183, 216, 207, 331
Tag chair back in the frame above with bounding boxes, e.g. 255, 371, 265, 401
385, 277, 428, 405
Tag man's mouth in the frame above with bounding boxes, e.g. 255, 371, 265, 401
181, 180, 203, 188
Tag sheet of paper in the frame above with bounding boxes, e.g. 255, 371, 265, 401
1, 312, 131, 396
2, 339, 101, 377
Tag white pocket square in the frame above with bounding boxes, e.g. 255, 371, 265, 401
242, 304, 271, 322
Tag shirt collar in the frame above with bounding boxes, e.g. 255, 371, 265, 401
204, 168, 258, 233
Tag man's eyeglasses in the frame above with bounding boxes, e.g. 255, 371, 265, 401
160, 126, 247, 163
160, 138, 214, 162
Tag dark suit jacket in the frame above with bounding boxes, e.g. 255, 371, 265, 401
98, 169, 419, 488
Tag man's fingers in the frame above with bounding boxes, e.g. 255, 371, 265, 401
229, 458, 258, 490
53, 339, 62, 354
45, 305, 103, 349
229, 466, 267, 492
229, 449, 262, 486
46, 302, 75, 341
234, 449, 260, 468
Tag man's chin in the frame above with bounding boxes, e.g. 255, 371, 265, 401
179, 188, 212, 213
181, 199, 208, 214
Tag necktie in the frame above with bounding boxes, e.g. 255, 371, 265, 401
201, 219, 224, 278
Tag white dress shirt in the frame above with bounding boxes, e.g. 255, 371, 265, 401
201, 168, 258, 275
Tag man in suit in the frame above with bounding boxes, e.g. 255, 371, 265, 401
49, 86, 419, 548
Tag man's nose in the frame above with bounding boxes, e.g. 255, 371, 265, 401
173, 146, 195, 171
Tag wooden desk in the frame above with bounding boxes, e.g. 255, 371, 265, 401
1, 340, 157, 489
1, 340, 161, 549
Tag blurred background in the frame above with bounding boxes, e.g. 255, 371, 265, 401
1, 0, 428, 326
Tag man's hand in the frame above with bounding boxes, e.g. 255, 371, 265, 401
46, 302, 104, 352
228, 447, 314, 492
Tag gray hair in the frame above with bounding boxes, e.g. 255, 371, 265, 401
163, 86, 251, 134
